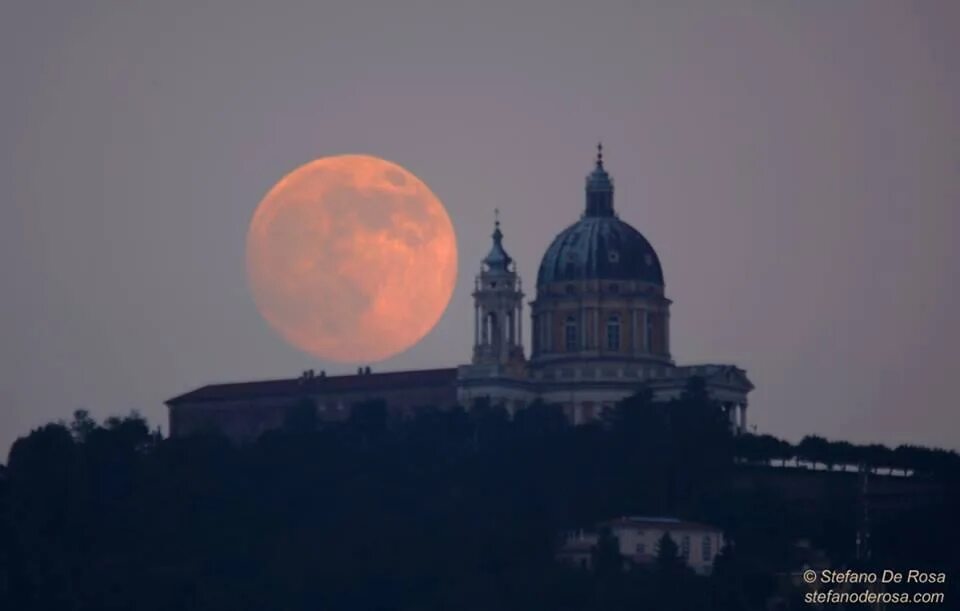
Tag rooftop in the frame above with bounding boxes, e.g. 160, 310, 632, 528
601, 515, 722, 532
166, 367, 458, 406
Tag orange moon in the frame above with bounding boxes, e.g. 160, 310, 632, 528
246, 155, 458, 363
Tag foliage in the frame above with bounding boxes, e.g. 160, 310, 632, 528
733, 432, 960, 477
591, 526, 622, 578
0, 390, 957, 611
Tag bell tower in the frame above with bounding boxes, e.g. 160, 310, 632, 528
471, 210, 525, 368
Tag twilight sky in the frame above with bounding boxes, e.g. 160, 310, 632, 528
2, 1, 958, 456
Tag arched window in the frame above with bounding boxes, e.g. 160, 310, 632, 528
606, 315, 620, 351
564, 315, 578, 351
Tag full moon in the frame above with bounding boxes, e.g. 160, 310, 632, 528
246, 155, 458, 363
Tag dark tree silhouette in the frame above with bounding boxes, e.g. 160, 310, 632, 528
591, 526, 622, 577
0, 403, 957, 611
654, 532, 685, 576
69, 409, 97, 442
283, 398, 318, 432
797, 435, 830, 469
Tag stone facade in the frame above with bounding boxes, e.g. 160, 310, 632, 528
457, 145, 752, 430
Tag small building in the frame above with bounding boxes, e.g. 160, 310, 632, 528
558, 516, 725, 576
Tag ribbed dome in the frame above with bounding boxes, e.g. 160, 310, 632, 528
537, 216, 664, 286
536, 144, 665, 286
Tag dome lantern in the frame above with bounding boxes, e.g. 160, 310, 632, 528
482, 208, 513, 272
536, 145, 664, 287
585, 142, 615, 217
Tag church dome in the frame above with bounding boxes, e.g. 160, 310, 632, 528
537, 217, 664, 285
536, 145, 665, 287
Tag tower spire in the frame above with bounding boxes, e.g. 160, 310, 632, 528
471, 209, 525, 367
483, 209, 512, 271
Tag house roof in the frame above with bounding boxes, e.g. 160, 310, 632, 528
601, 516, 722, 533
166, 367, 458, 406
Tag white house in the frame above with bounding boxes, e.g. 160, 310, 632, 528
558, 516, 725, 576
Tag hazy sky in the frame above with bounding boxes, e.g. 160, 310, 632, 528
2, 1, 958, 456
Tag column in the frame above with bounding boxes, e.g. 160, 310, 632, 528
500, 308, 508, 362
594, 308, 600, 351
580, 311, 586, 350
665, 312, 670, 355
631, 309, 638, 355
541, 311, 547, 352
547, 311, 553, 351
531, 314, 537, 355
727, 403, 737, 430
474, 304, 479, 346
738, 403, 747, 433
517, 303, 523, 350
642, 310, 650, 352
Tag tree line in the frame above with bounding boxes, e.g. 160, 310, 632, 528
733, 432, 959, 476
0, 379, 956, 610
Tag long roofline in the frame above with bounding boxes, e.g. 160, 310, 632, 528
166, 366, 458, 406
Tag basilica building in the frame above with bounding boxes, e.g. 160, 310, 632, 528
457, 145, 752, 426
167, 147, 753, 441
